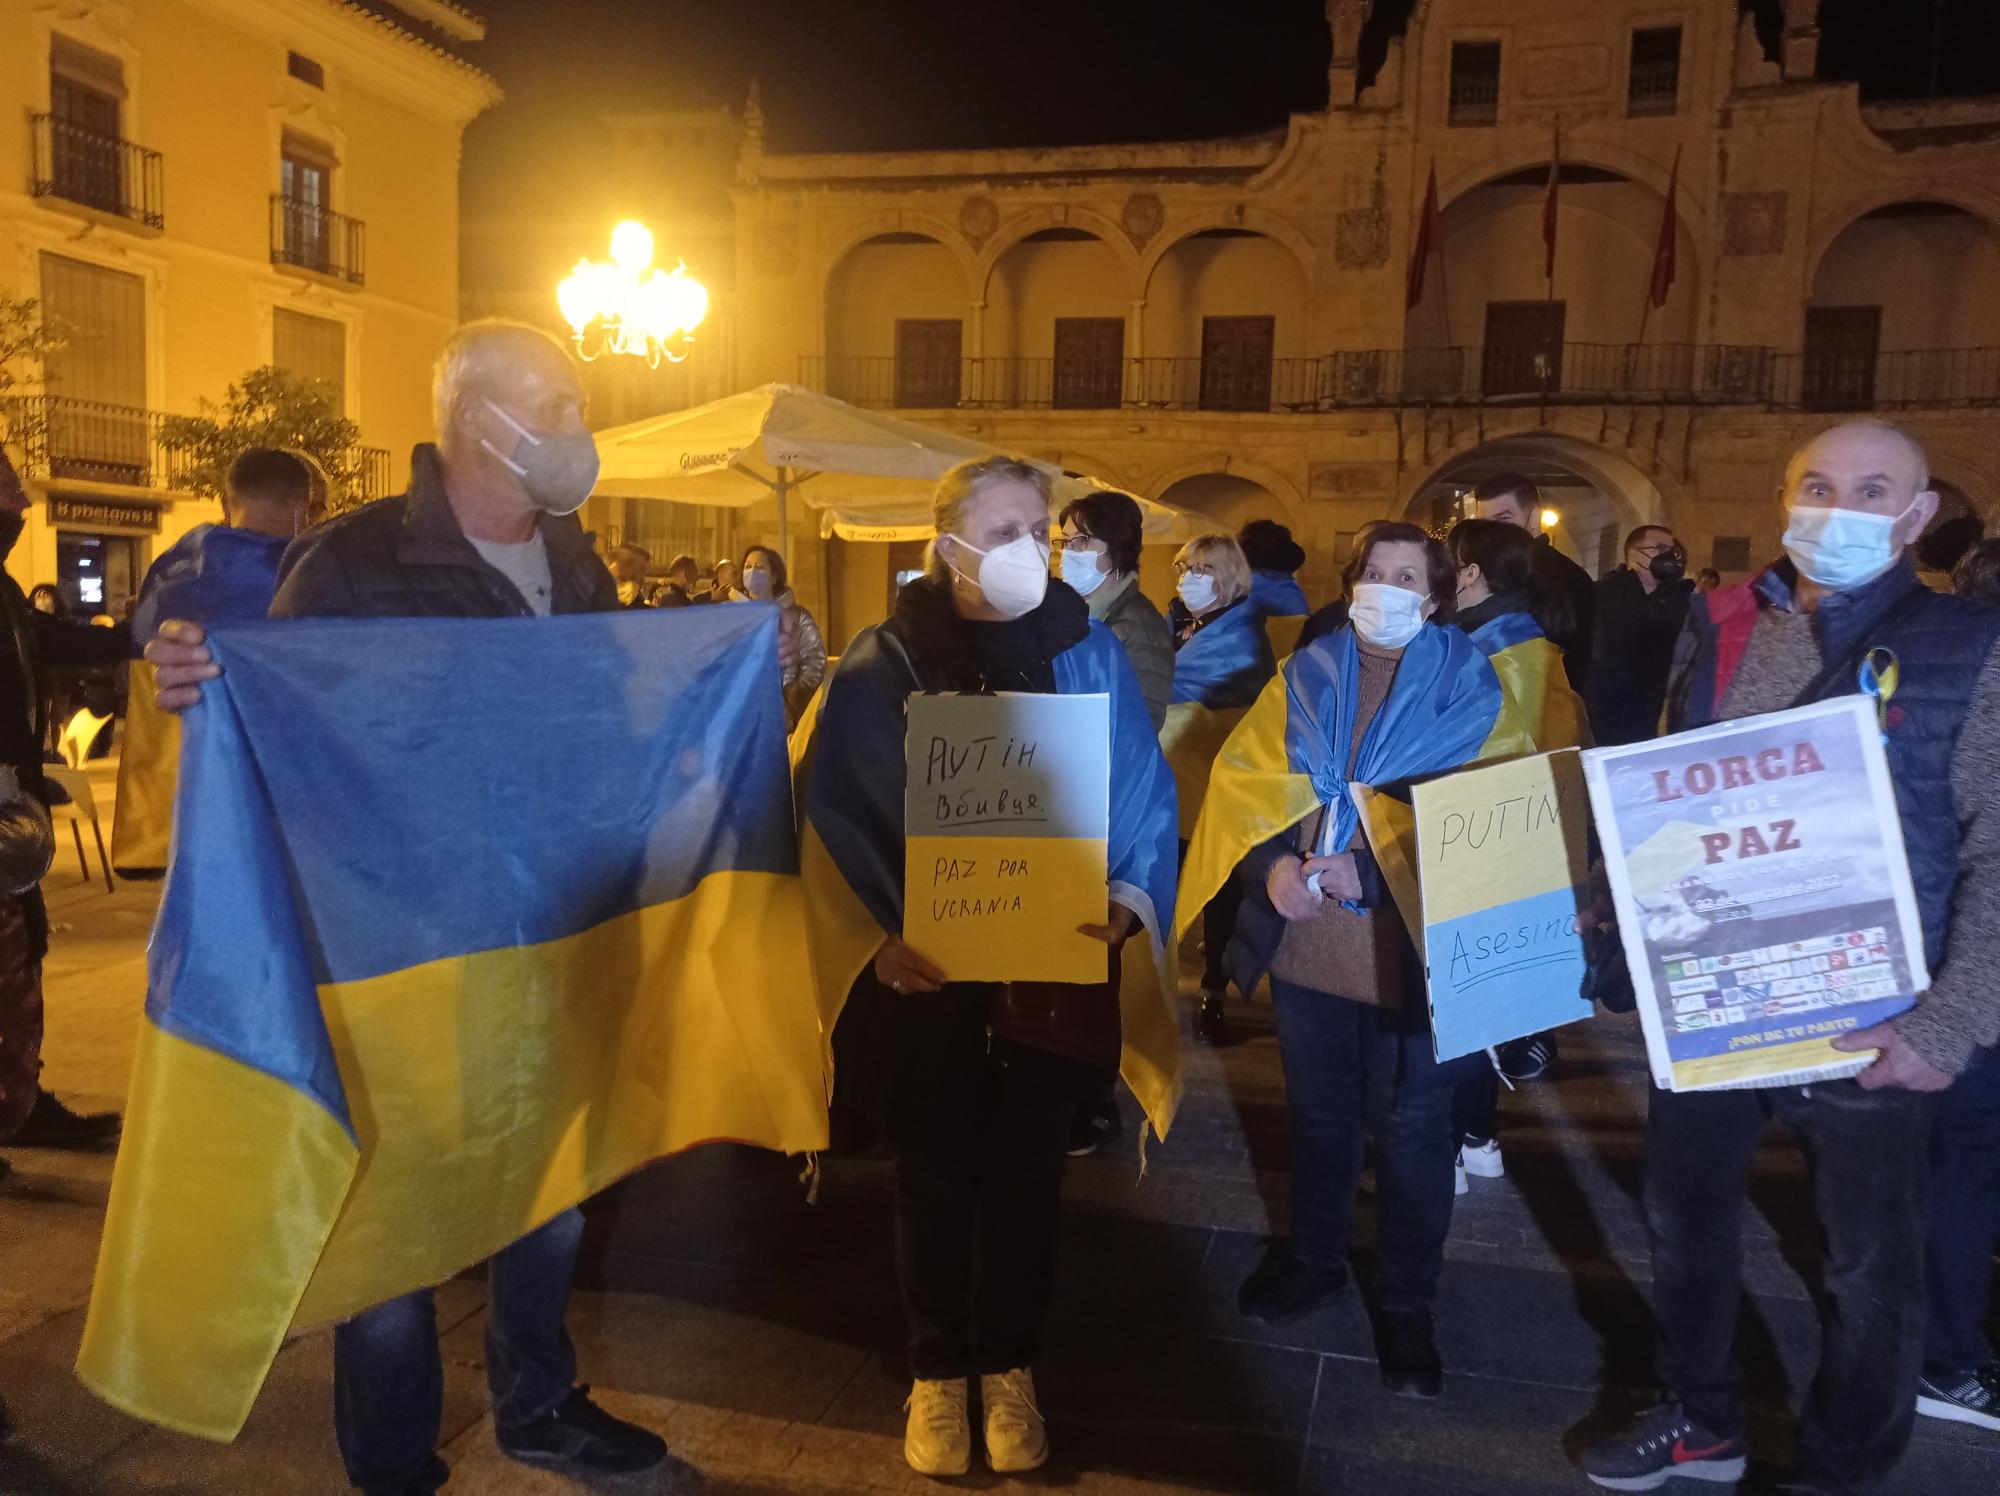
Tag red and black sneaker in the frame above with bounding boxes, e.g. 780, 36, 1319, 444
1579, 1402, 1747, 1491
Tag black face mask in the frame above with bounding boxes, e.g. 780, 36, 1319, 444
1649, 551, 1687, 583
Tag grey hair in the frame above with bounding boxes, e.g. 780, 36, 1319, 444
924, 456, 1053, 582
431, 319, 576, 438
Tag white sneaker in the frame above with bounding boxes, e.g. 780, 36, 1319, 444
904, 1377, 971, 1477
980, 1368, 1049, 1474
1453, 1151, 1469, 1196
1461, 1137, 1504, 1179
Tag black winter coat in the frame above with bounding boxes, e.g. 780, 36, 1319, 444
1586, 566, 1694, 746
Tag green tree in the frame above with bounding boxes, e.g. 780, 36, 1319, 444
0, 291, 67, 455
157, 366, 371, 514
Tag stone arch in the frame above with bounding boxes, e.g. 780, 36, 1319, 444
1136, 208, 1317, 298
1803, 186, 2000, 290
974, 207, 1142, 300
1437, 148, 1711, 254
818, 215, 979, 301
1048, 449, 1135, 494
1139, 452, 1307, 524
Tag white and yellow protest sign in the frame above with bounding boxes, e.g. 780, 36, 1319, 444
1409, 750, 1594, 1060
902, 693, 1110, 984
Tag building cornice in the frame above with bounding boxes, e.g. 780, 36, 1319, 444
746, 130, 1286, 191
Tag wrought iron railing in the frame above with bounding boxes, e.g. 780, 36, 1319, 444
1448, 74, 1500, 127
800, 346, 2000, 414
357, 445, 393, 500
271, 195, 366, 286
1627, 59, 1681, 116
30, 115, 165, 230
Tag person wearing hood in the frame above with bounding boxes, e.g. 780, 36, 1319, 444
1238, 518, 1310, 656
738, 545, 824, 726
1584, 524, 1694, 745
113, 447, 324, 878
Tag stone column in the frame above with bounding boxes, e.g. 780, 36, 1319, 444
1781, 0, 1820, 81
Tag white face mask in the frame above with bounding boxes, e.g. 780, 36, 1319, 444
1177, 572, 1218, 614
1060, 547, 1109, 597
1781, 503, 1909, 590
1348, 582, 1430, 648
946, 532, 1050, 619
743, 566, 774, 600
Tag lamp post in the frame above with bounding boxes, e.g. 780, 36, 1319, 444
556, 220, 708, 368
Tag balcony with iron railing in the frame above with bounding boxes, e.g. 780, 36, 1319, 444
799, 345, 2000, 416
30, 114, 165, 230
271, 195, 366, 286
1448, 74, 1500, 127
6, 395, 394, 499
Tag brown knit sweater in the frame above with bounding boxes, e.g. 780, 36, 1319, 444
1269, 638, 1407, 1004
1722, 602, 2000, 1076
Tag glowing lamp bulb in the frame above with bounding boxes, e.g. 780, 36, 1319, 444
555, 260, 599, 332
1539, 508, 1562, 530
609, 220, 655, 274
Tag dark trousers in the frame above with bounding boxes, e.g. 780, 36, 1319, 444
1202, 876, 1244, 992
0, 897, 43, 1138
333, 1209, 583, 1492
1452, 1059, 1499, 1147
1269, 979, 1472, 1312
889, 984, 1086, 1380
1647, 1081, 1936, 1490
1926, 1042, 2000, 1375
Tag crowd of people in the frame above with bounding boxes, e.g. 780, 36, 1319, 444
0, 316, 1992, 1496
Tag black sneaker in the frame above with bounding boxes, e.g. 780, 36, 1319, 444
1916, 1361, 2000, 1432
1195, 989, 1227, 1047
4, 1092, 119, 1149
1497, 1032, 1557, 1083
1375, 1308, 1443, 1399
1237, 1246, 1347, 1326
1066, 1101, 1120, 1158
496, 1386, 667, 1475
1579, 1402, 1747, 1490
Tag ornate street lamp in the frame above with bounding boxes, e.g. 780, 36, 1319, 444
556, 220, 708, 367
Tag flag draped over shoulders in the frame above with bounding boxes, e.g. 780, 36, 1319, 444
112, 525, 289, 875
796, 613, 1182, 1140
1466, 610, 1591, 757
1160, 601, 1276, 838
1176, 623, 1504, 942
79, 605, 825, 1441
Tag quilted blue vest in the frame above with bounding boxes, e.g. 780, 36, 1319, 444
1803, 562, 2000, 967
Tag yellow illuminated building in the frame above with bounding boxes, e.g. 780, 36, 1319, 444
0, 0, 498, 613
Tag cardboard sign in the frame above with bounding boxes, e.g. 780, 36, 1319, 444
1583, 696, 1924, 1092
902, 693, 1110, 983
1409, 750, 1594, 1060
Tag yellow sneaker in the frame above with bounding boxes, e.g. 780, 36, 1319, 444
903, 1377, 971, 1477
980, 1368, 1049, 1473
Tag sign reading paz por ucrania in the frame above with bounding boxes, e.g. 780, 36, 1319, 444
903, 693, 1111, 984
1584, 695, 1925, 1093
1412, 750, 1595, 1061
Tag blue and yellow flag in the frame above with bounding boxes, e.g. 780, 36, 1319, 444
1159, 600, 1276, 838
1465, 610, 1591, 758
1249, 569, 1310, 660
1176, 622, 1504, 949
78, 605, 826, 1441
112, 525, 290, 876
796, 619, 1183, 1139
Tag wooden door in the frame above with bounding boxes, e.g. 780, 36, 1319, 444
1802, 306, 1881, 411
1199, 315, 1275, 412
1482, 302, 1566, 396
1053, 318, 1124, 409
50, 77, 123, 214
894, 319, 962, 408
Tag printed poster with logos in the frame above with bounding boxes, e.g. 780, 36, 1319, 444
1407, 750, 1596, 1061
903, 693, 1110, 984
1582, 695, 1925, 1092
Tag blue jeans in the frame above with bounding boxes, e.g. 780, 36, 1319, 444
1927, 1042, 2000, 1375
332, 1209, 583, 1492
1269, 980, 1474, 1311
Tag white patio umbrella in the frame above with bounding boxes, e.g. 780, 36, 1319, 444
590, 383, 1199, 555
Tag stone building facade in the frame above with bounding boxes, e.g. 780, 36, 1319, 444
552, 0, 2000, 646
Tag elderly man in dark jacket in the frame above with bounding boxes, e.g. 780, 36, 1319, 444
1582, 420, 2000, 1494
146, 321, 666, 1496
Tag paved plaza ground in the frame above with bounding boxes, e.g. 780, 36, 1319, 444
1, 758, 1996, 1494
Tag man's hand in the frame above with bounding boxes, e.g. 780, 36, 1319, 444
144, 620, 219, 712
1267, 856, 1320, 921
1831, 1023, 1954, 1092
1304, 852, 1362, 903
874, 935, 948, 995
1079, 899, 1138, 948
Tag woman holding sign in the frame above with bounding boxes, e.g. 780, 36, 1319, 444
1161, 533, 1277, 1045
796, 456, 1180, 1480
1179, 522, 1506, 1398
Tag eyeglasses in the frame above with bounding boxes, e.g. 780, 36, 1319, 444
1172, 561, 1215, 577
1052, 533, 1106, 554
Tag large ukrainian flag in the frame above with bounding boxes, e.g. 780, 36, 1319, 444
78, 605, 826, 1441
1467, 610, 1591, 758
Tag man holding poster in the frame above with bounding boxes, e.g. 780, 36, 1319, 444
797, 457, 1179, 1481
1580, 421, 2000, 1494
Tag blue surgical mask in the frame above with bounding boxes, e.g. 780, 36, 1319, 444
480, 399, 600, 517
1060, 547, 1109, 597
1782, 504, 1908, 590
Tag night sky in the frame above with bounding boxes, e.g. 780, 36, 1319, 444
461, 0, 2000, 170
